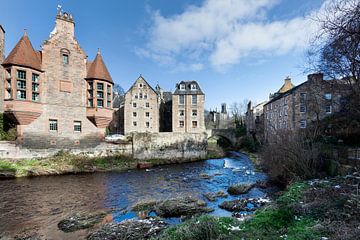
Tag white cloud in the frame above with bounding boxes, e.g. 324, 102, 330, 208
140, 0, 324, 70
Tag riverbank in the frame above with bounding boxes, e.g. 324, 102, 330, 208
0, 151, 213, 178
155, 172, 359, 239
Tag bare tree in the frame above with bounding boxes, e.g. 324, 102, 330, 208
309, 0, 360, 84
230, 99, 248, 127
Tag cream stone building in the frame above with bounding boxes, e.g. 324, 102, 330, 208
172, 81, 205, 133
1, 10, 114, 148
124, 76, 159, 134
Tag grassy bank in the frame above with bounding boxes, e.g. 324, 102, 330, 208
0, 152, 138, 178
155, 174, 359, 240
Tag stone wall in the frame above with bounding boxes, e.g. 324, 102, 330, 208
132, 132, 207, 160
0, 132, 208, 160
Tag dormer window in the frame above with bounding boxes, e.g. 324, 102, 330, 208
191, 84, 197, 90
180, 84, 185, 90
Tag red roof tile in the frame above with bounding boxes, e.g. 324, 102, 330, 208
2, 31, 42, 71
86, 50, 112, 83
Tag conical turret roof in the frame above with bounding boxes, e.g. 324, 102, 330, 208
86, 49, 113, 83
2, 31, 42, 71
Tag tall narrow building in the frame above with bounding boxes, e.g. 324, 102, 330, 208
0, 25, 5, 113
172, 81, 205, 133
124, 76, 159, 134
1, 10, 114, 148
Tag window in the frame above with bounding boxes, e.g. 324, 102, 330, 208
139, 93, 143, 99
139, 83, 143, 88
16, 70, 26, 100
324, 93, 332, 100
31, 73, 39, 102
97, 83, 104, 90
96, 91, 104, 99
146, 122, 150, 128
133, 112, 137, 117
191, 84, 197, 90
145, 112, 150, 117
133, 102, 137, 108
179, 110, 185, 116
179, 121, 184, 128
49, 119, 58, 132
17, 70, 26, 79
192, 121, 198, 128
97, 99, 104, 107
300, 119, 307, 129
192, 95, 197, 105
107, 85, 111, 108
133, 121, 137, 126
145, 102, 149, 108
180, 84, 185, 90
325, 104, 332, 114
300, 105, 306, 113
144, 94, 148, 99
63, 54, 69, 64
192, 110, 197, 116
88, 99, 93, 107
179, 95, 185, 105
135, 94, 138, 99
74, 121, 81, 132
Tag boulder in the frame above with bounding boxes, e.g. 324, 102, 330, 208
219, 198, 269, 212
58, 212, 107, 232
154, 196, 213, 218
203, 190, 228, 201
227, 183, 254, 195
87, 218, 167, 240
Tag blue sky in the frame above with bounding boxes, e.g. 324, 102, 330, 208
0, 0, 326, 109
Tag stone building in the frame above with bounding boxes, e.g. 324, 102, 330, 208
1, 10, 114, 148
172, 81, 205, 133
0, 25, 4, 113
245, 100, 266, 141
264, 73, 347, 139
124, 76, 159, 134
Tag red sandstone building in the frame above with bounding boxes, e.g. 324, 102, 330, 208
0, 10, 114, 148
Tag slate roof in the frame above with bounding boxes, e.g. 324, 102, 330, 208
2, 31, 42, 71
163, 91, 173, 102
86, 50, 113, 83
173, 80, 204, 95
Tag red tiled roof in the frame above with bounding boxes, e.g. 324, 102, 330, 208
2, 31, 42, 71
86, 50, 113, 83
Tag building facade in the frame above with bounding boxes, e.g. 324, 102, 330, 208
245, 100, 266, 141
172, 81, 205, 133
264, 73, 347, 139
1, 10, 114, 148
124, 76, 159, 134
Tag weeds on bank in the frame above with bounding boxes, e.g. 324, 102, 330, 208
155, 182, 323, 240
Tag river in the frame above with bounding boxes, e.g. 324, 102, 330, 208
0, 152, 269, 239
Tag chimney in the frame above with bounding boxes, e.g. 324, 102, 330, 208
308, 73, 324, 82
55, 9, 75, 37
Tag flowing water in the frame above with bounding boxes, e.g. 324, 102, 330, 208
0, 152, 269, 239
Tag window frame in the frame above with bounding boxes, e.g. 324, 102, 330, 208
49, 119, 58, 132
74, 121, 82, 133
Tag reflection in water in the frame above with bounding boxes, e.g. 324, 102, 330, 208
0, 153, 267, 239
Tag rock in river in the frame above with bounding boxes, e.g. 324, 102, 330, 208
219, 198, 270, 212
58, 212, 108, 232
227, 183, 254, 195
132, 196, 213, 218
87, 218, 167, 240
